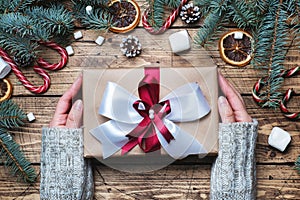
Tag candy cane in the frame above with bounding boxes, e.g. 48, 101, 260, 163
280, 88, 300, 120
0, 48, 50, 93
252, 66, 300, 105
142, 0, 188, 34
37, 41, 68, 70
280, 66, 300, 78
0, 41, 68, 94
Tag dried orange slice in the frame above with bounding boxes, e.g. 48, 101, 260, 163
0, 79, 12, 102
109, 0, 141, 33
219, 30, 253, 67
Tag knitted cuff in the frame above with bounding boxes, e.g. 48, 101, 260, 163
210, 119, 258, 200
40, 127, 93, 200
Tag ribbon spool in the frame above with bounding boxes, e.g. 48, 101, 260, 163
280, 89, 300, 120
0, 41, 68, 94
142, 0, 188, 34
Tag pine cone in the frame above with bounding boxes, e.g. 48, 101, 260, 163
180, 3, 201, 24
120, 35, 142, 58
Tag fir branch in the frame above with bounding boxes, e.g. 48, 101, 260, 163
229, 0, 258, 29
0, 100, 27, 129
146, 0, 166, 30
246, 0, 268, 17
0, 131, 36, 183
0, 100, 36, 183
25, 5, 74, 38
73, 2, 112, 30
164, 0, 181, 8
252, 0, 289, 107
296, 155, 300, 174
194, 0, 214, 15
0, 32, 38, 61
289, 0, 300, 47
0, 13, 36, 38
194, 0, 229, 46
8, 0, 36, 12
0, 1, 11, 14
84, 9, 112, 30
72, 0, 109, 6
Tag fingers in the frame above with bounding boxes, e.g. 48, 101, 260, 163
218, 72, 252, 122
218, 96, 235, 123
49, 74, 83, 127
66, 99, 83, 128
218, 72, 246, 111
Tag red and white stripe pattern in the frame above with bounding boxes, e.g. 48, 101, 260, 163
0, 41, 68, 94
252, 65, 300, 119
280, 66, 300, 78
37, 41, 68, 70
280, 88, 300, 120
142, 0, 188, 34
252, 66, 300, 105
252, 78, 266, 104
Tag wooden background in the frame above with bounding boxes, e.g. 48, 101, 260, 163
1, 1, 300, 199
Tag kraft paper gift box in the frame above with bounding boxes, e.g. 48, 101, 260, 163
83, 66, 219, 160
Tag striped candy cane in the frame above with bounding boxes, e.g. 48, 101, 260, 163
37, 41, 68, 70
280, 88, 300, 120
0, 41, 68, 94
252, 66, 300, 105
252, 66, 300, 119
142, 0, 188, 34
0, 48, 50, 93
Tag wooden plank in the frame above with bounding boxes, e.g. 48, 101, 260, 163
1, 96, 299, 164
8, 29, 299, 96
0, 165, 299, 199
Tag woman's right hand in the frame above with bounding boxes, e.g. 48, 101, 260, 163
218, 72, 252, 123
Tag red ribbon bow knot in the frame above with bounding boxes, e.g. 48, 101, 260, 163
121, 68, 174, 155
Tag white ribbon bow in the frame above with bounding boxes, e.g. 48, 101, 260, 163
90, 81, 211, 159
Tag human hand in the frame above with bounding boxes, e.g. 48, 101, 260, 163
218, 72, 252, 123
49, 74, 83, 128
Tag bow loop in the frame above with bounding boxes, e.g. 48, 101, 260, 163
90, 67, 210, 159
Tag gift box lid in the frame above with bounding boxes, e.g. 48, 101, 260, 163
83, 66, 219, 162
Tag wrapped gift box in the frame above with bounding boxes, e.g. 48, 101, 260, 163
83, 66, 219, 160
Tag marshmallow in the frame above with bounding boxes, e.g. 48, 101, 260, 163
169, 30, 191, 53
27, 112, 36, 122
268, 127, 291, 152
74, 31, 83, 40
66, 46, 74, 56
234, 32, 244, 40
86, 6, 92, 15
0, 57, 11, 79
95, 36, 105, 46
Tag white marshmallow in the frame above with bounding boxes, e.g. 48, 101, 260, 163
66, 46, 74, 56
74, 31, 83, 40
95, 36, 105, 46
268, 127, 291, 152
169, 30, 191, 53
27, 112, 36, 122
86, 6, 92, 15
234, 32, 244, 39
0, 57, 11, 79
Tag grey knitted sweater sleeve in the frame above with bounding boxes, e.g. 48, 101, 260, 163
210, 120, 258, 200
40, 127, 94, 200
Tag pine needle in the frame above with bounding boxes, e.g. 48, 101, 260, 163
296, 155, 300, 174
0, 131, 37, 183
252, 0, 289, 108
0, 100, 27, 128
0, 100, 37, 183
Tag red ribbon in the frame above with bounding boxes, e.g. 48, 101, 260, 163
121, 68, 174, 155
